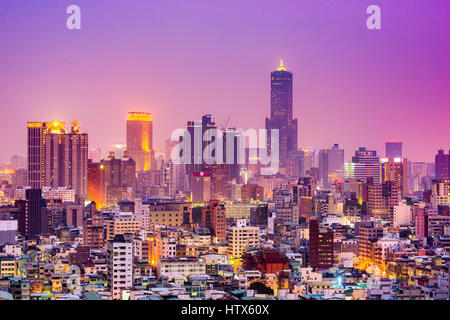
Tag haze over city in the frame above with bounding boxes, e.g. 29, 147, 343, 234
0, 0, 449, 164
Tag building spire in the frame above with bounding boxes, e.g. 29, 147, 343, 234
277, 58, 286, 71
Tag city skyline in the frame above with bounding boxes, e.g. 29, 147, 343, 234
1, 1, 450, 303
0, 0, 449, 163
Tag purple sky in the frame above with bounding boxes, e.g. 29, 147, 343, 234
0, 0, 449, 163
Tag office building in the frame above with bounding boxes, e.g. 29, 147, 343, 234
27, 121, 88, 199
126, 112, 155, 172
265, 60, 298, 169
107, 235, 133, 300
345, 147, 380, 184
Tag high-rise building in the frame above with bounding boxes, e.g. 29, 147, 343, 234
107, 234, 133, 300
100, 151, 136, 207
87, 160, 106, 209
385, 141, 403, 158
380, 157, 408, 197
27, 120, 88, 200
367, 182, 399, 220
105, 213, 140, 241
318, 144, 344, 189
265, 60, 298, 169
309, 217, 334, 269
126, 112, 155, 172
358, 221, 383, 261
201, 200, 226, 243
228, 219, 259, 258
191, 171, 211, 203
435, 150, 449, 180
83, 203, 104, 251
160, 160, 186, 198
345, 147, 380, 184
393, 200, 412, 228
16, 189, 48, 239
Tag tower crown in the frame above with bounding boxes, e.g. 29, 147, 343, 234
277, 59, 287, 71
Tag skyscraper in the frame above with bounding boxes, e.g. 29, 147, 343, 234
435, 150, 449, 180
265, 60, 298, 170
107, 234, 133, 300
126, 112, 155, 172
16, 189, 48, 240
318, 144, 344, 189
345, 147, 380, 184
27, 120, 88, 200
87, 160, 106, 209
385, 141, 403, 158
309, 217, 334, 269
380, 157, 408, 197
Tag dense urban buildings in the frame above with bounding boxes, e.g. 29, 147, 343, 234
0, 61, 448, 302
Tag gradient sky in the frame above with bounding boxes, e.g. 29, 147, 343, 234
0, 0, 449, 164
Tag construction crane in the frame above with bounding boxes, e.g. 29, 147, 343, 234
221, 115, 232, 131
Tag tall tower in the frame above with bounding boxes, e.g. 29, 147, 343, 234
27, 120, 88, 199
27, 122, 49, 189
265, 59, 298, 170
126, 112, 154, 172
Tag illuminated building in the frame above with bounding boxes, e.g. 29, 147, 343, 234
87, 160, 106, 209
83, 203, 104, 251
0, 256, 15, 278
184, 114, 217, 189
393, 200, 412, 228
126, 111, 155, 172
228, 219, 259, 258
381, 157, 408, 197
268, 187, 298, 224
318, 144, 345, 189
415, 208, 440, 239
101, 151, 136, 207
107, 235, 133, 300
309, 217, 334, 269
135, 198, 191, 229
105, 213, 140, 241
224, 202, 253, 221
157, 257, 206, 279
160, 160, 186, 198
367, 182, 399, 220
265, 60, 298, 169
385, 141, 403, 158
357, 221, 383, 262
27, 120, 88, 200
345, 147, 380, 184
201, 200, 226, 243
